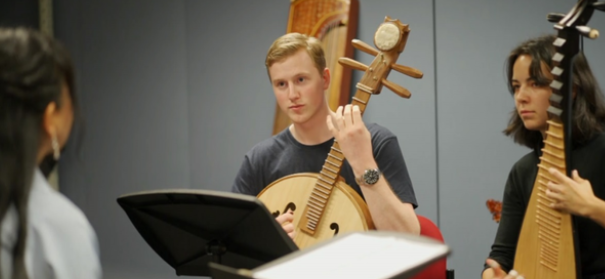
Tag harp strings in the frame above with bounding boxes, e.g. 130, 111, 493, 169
320, 21, 348, 111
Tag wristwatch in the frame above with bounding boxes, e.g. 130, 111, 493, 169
355, 169, 381, 186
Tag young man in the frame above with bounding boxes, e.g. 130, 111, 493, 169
231, 32, 419, 236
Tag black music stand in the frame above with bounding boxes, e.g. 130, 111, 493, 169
117, 189, 298, 277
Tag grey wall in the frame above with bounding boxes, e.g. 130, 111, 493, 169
55, 1, 191, 277
186, 0, 290, 192
43, 0, 605, 279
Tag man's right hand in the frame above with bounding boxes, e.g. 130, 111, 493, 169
483, 259, 525, 279
275, 209, 295, 239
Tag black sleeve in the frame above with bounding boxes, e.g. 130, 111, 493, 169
230, 154, 261, 196
485, 166, 526, 273
374, 136, 417, 208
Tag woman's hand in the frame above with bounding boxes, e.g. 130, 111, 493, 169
483, 259, 525, 279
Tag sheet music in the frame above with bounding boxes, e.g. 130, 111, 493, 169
253, 233, 448, 279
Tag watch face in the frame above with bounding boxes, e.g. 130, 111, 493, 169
364, 169, 380, 185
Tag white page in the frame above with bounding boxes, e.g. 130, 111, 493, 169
253, 233, 448, 279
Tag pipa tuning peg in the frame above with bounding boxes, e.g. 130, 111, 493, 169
594, 2, 605, 12
547, 13, 565, 23
391, 64, 423, 79
381, 78, 411, 98
338, 57, 368, 72
577, 26, 600, 39
352, 39, 379, 56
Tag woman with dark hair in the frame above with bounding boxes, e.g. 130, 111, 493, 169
483, 34, 605, 279
0, 28, 101, 279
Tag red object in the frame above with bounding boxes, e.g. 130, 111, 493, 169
486, 199, 502, 223
411, 215, 448, 279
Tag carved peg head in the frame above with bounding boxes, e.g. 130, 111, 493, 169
373, 16, 410, 53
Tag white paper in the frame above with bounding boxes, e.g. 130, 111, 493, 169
253, 233, 448, 279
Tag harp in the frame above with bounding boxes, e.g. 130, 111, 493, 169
513, 1, 603, 278
271, 0, 360, 135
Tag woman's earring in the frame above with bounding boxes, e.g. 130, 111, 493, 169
51, 133, 60, 160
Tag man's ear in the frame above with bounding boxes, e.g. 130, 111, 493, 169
322, 68, 331, 90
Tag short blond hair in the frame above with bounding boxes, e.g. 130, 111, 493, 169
265, 33, 326, 79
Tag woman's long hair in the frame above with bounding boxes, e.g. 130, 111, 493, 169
0, 27, 76, 279
503, 34, 605, 149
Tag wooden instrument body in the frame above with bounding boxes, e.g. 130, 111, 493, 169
514, 121, 576, 278
258, 173, 374, 249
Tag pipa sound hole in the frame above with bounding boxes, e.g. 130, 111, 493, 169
330, 223, 340, 236
270, 202, 297, 217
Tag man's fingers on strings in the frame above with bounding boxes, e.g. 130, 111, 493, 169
335, 106, 346, 127
276, 211, 294, 224
283, 223, 294, 232
336, 106, 344, 118
343, 104, 353, 127
352, 105, 363, 125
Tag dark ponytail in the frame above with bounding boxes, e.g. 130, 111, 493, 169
0, 27, 76, 279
